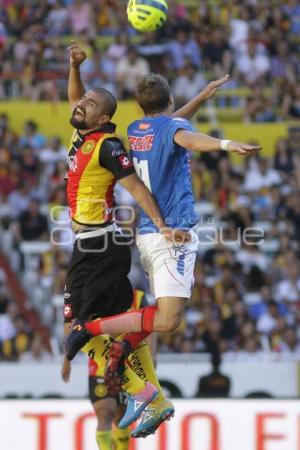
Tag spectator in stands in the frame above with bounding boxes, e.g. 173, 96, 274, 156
68, 0, 95, 36
0, 113, 18, 149
236, 41, 270, 85
19, 333, 52, 362
286, 192, 300, 239
38, 136, 67, 175
7, 181, 31, 219
274, 138, 294, 175
243, 157, 281, 192
80, 50, 116, 96
276, 265, 300, 305
195, 352, 231, 398
19, 120, 46, 151
270, 41, 296, 83
229, 5, 250, 52
0, 315, 32, 361
173, 61, 206, 107
115, 46, 150, 98
282, 84, 300, 120
277, 328, 300, 354
244, 86, 278, 123
202, 26, 232, 77
16, 199, 49, 242
106, 34, 130, 62
0, 302, 18, 345
46, 0, 70, 36
168, 28, 201, 70
256, 301, 283, 336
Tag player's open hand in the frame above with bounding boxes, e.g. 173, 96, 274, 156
68, 41, 87, 68
161, 228, 191, 243
200, 74, 230, 101
227, 141, 262, 156
61, 356, 71, 382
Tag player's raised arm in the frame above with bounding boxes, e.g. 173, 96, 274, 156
119, 173, 191, 243
173, 75, 230, 120
67, 41, 87, 110
174, 130, 261, 155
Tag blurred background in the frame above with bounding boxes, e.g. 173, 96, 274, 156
0, 1, 300, 449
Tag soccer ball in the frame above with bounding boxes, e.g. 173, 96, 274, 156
127, 0, 168, 32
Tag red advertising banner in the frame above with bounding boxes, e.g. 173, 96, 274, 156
1, 400, 299, 450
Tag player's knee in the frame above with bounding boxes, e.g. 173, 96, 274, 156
159, 315, 181, 332
95, 402, 116, 428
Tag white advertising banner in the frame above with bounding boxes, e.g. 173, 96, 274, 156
0, 399, 299, 450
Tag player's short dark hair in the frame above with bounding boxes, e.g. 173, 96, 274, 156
92, 87, 117, 119
136, 74, 171, 115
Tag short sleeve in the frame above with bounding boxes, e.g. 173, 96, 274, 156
164, 117, 194, 146
99, 138, 136, 180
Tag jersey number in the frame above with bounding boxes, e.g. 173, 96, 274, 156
132, 157, 152, 192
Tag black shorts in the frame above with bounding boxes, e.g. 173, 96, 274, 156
89, 376, 128, 405
64, 229, 133, 322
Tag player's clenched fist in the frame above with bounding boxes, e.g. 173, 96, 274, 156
68, 41, 87, 68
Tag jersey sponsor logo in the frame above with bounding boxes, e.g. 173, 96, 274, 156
67, 154, 78, 172
63, 303, 72, 318
118, 154, 133, 168
128, 134, 154, 152
139, 123, 151, 130
112, 148, 125, 157
81, 140, 96, 154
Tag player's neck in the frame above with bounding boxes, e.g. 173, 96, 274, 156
78, 122, 114, 136
146, 109, 170, 118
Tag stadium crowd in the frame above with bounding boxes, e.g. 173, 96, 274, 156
0, 0, 299, 120
0, 113, 300, 360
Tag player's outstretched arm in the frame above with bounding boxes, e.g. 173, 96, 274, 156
67, 41, 87, 110
174, 130, 261, 155
119, 173, 191, 243
173, 75, 230, 120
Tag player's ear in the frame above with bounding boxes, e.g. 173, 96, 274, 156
98, 115, 110, 126
169, 95, 175, 112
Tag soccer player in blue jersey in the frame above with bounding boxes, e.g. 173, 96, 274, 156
67, 73, 260, 429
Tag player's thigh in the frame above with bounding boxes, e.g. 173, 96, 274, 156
93, 398, 117, 427
64, 240, 87, 320
136, 235, 155, 294
80, 233, 133, 319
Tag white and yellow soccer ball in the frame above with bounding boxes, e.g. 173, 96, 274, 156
127, 0, 168, 32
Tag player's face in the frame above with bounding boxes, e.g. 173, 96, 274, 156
70, 91, 110, 131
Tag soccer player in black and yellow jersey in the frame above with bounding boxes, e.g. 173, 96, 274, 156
62, 290, 174, 449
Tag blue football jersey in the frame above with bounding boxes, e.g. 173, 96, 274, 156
128, 115, 198, 233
